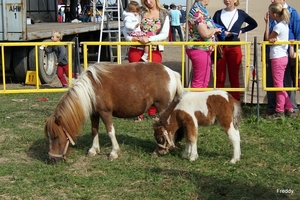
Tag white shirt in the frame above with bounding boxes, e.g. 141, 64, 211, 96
270, 21, 289, 59
220, 8, 238, 31
122, 11, 141, 33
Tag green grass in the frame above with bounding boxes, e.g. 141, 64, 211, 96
0, 93, 299, 199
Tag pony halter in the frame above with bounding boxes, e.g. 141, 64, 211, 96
157, 130, 175, 150
48, 128, 75, 159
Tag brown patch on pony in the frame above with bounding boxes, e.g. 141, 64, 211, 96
193, 94, 242, 133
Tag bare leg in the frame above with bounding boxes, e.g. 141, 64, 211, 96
227, 123, 241, 164
88, 115, 101, 157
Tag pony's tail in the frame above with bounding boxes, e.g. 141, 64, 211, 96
174, 72, 184, 101
233, 99, 242, 129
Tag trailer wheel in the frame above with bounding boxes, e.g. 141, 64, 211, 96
12, 47, 28, 83
29, 43, 57, 84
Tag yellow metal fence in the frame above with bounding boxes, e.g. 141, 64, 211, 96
81, 41, 252, 92
2, 40, 297, 95
0, 42, 73, 94
261, 41, 300, 92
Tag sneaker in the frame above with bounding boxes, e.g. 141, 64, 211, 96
134, 116, 143, 122
71, 19, 81, 23
264, 111, 285, 120
285, 110, 298, 118
141, 55, 148, 62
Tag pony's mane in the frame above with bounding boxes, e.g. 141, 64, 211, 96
48, 63, 112, 139
154, 99, 180, 127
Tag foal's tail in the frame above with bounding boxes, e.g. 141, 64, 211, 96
173, 72, 184, 101
233, 99, 243, 129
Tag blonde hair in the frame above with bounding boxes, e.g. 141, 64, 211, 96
269, 3, 290, 24
52, 30, 63, 40
142, 0, 164, 12
126, 1, 141, 12
234, 0, 240, 7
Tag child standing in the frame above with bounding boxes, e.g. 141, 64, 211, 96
43, 30, 73, 88
122, 1, 151, 62
264, 3, 297, 119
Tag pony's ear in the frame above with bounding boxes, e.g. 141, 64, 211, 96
54, 115, 63, 126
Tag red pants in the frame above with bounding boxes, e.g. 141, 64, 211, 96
57, 64, 74, 87
128, 47, 162, 117
216, 45, 242, 101
128, 47, 162, 63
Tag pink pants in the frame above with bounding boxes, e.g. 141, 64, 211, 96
186, 48, 212, 88
216, 45, 242, 101
271, 56, 293, 112
57, 64, 74, 87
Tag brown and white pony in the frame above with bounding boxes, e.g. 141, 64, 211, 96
153, 90, 242, 164
44, 62, 184, 163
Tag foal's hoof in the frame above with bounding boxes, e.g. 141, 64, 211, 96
151, 151, 159, 158
230, 158, 240, 164
87, 150, 97, 157
108, 152, 119, 161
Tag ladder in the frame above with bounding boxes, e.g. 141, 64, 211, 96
97, 0, 127, 63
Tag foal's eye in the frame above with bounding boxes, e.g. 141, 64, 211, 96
157, 137, 164, 143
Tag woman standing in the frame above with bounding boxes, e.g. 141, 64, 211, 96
212, 0, 257, 101
186, 0, 221, 88
123, 0, 170, 63
122, 0, 170, 121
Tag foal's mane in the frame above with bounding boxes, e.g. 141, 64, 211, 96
47, 63, 112, 139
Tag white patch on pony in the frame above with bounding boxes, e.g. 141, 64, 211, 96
88, 134, 100, 157
163, 65, 184, 102
227, 122, 241, 164
70, 67, 98, 120
107, 126, 120, 160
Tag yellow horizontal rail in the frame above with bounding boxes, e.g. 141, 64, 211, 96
1, 42, 73, 93
2, 40, 298, 95
81, 41, 252, 93
261, 41, 299, 91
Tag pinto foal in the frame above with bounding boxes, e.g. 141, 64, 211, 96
153, 90, 242, 164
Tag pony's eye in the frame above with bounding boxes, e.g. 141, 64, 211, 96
157, 137, 164, 143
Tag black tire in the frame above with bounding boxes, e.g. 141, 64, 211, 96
28, 40, 57, 84
12, 47, 28, 83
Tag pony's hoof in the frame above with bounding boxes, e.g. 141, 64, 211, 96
152, 151, 159, 158
189, 155, 198, 162
87, 150, 97, 157
108, 152, 119, 161
230, 158, 240, 164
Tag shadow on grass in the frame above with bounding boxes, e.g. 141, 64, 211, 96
150, 167, 290, 200
27, 131, 158, 163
